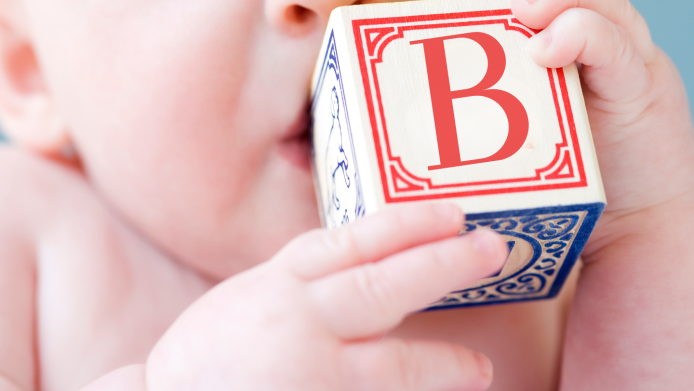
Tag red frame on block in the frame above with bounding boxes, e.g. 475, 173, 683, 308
352, 9, 588, 203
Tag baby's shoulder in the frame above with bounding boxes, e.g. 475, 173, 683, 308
0, 146, 100, 235
0, 147, 213, 390
0, 147, 108, 390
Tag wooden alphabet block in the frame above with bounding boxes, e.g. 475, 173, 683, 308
310, 0, 605, 309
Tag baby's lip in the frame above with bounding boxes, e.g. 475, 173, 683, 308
277, 103, 312, 172
282, 104, 311, 140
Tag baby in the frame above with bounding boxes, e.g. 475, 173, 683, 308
0, 0, 693, 389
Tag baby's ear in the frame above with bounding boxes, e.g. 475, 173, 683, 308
0, 5, 69, 156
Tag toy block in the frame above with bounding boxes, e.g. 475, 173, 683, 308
310, 0, 605, 309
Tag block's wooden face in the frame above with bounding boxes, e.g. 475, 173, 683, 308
353, 10, 586, 203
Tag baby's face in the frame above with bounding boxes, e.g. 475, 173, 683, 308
22, 0, 372, 279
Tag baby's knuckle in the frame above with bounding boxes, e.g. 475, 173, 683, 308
311, 229, 346, 256
620, 0, 639, 27
354, 265, 396, 317
388, 207, 410, 230
566, 7, 589, 31
612, 24, 631, 59
323, 226, 363, 260
599, 22, 634, 72
430, 242, 459, 272
392, 341, 420, 390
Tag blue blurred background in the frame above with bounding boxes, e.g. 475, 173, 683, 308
632, 0, 693, 115
0, 1, 691, 142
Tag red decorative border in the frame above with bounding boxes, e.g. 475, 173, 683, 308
352, 9, 587, 203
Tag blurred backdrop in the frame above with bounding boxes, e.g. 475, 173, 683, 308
0, 1, 692, 143
632, 0, 693, 115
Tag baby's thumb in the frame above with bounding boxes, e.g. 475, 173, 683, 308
527, 8, 650, 105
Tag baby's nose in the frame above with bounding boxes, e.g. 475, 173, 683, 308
265, 0, 393, 37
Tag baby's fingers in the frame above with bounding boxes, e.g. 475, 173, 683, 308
276, 203, 464, 280
308, 230, 507, 339
342, 339, 492, 391
511, 0, 655, 61
527, 8, 650, 104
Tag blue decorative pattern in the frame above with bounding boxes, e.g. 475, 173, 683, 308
427, 203, 604, 310
311, 31, 365, 228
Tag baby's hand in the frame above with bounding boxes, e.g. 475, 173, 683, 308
513, 0, 694, 218
145, 204, 506, 391
512, 0, 694, 388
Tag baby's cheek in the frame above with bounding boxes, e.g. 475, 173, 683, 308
27, 0, 322, 277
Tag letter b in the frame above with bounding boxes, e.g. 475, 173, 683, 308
411, 32, 529, 171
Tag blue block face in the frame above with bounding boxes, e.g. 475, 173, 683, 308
426, 203, 604, 310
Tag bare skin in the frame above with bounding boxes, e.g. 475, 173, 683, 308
0, 0, 693, 390
0, 148, 566, 391
0, 149, 214, 391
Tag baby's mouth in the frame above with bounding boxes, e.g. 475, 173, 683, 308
279, 128, 311, 172
278, 107, 312, 172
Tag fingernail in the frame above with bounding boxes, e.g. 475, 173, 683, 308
475, 351, 493, 380
470, 230, 501, 259
527, 31, 553, 64
531, 30, 553, 50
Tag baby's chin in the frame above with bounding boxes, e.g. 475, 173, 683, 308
186, 224, 320, 283
168, 176, 320, 282
80, 113, 320, 283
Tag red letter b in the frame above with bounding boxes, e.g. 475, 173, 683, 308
411, 32, 529, 171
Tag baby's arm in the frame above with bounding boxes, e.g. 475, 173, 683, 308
512, 0, 694, 388
75, 204, 505, 391
0, 149, 41, 391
